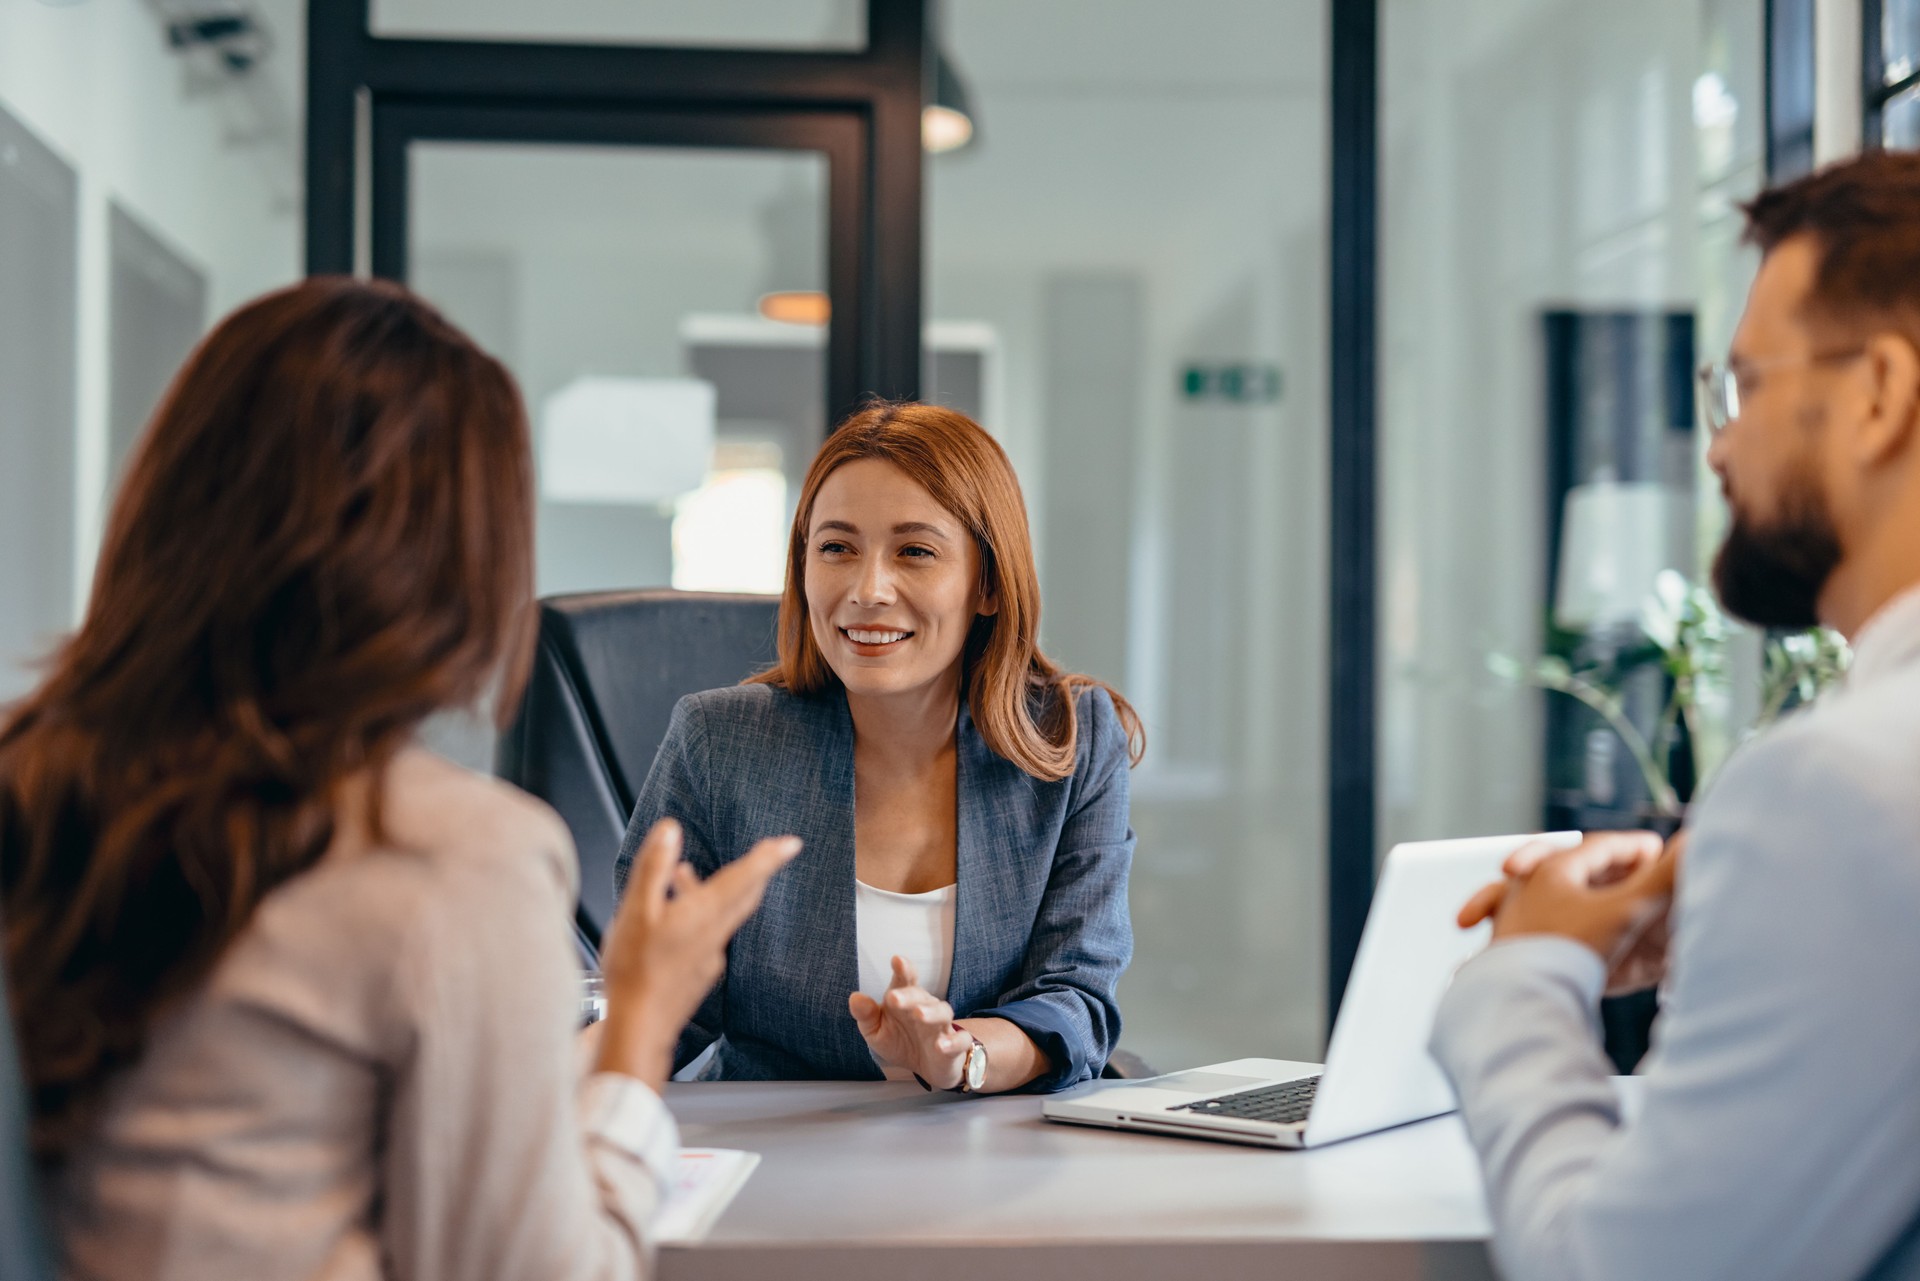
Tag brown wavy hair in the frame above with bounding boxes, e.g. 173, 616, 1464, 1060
750, 401, 1144, 780
0, 277, 535, 1158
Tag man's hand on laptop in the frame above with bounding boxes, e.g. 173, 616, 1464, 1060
1457, 831, 1683, 993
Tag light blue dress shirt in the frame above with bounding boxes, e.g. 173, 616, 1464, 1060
1431, 585, 1920, 1281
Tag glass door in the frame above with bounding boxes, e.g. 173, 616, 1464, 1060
404, 139, 830, 600
369, 105, 865, 768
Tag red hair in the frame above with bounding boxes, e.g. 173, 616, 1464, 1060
750, 401, 1143, 781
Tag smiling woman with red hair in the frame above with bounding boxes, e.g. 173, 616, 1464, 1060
615, 401, 1144, 1094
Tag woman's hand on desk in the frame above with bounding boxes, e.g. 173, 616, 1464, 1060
848, 960, 1055, 1093
595, 819, 802, 1092
849, 956, 973, 1089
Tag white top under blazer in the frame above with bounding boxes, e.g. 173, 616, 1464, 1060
854, 878, 957, 1081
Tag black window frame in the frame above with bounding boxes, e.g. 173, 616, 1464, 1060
305, 0, 926, 418
1769, 0, 1819, 178
368, 103, 868, 423
1864, 0, 1920, 146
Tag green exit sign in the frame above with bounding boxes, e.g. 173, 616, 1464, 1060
1182, 363, 1283, 404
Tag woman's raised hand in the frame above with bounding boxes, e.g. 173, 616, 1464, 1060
848, 956, 972, 1089
594, 818, 801, 1092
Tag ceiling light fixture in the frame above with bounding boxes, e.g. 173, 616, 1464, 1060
758, 291, 831, 326
922, 47, 976, 154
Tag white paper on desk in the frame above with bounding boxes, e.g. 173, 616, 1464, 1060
653, 1148, 760, 1244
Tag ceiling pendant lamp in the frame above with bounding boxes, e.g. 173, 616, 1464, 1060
922, 46, 976, 154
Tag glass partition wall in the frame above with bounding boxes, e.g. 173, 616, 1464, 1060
1872, 0, 1920, 146
927, 0, 1332, 1070
1379, 0, 1765, 853
408, 143, 830, 602
343, 0, 1336, 1070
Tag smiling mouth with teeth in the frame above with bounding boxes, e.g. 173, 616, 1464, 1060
842, 627, 913, 646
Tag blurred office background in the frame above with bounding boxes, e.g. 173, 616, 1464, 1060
0, 0, 1888, 1072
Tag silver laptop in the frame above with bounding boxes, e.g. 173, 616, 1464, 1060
1043, 831, 1581, 1149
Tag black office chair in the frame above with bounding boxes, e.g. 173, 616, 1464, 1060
1, 925, 55, 1281
496, 588, 781, 955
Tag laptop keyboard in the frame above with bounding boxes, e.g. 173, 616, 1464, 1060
1171, 1075, 1322, 1125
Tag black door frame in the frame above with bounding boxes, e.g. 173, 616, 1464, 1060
305, 0, 926, 413
305, 0, 1385, 1037
1863, 0, 1918, 148
1326, 0, 1377, 1024
368, 102, 869, 419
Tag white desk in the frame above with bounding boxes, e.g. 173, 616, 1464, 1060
661, 1081, 1495, 1281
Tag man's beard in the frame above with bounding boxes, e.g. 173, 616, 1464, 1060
1711, 467, 1842, 630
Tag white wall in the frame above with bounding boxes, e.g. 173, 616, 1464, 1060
0, 0, 302, 670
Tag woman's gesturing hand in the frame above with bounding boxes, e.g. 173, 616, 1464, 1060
848, 956, 972, 1090
595, 818, 801, 1092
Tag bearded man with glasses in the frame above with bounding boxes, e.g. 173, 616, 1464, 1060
1431, 151, 1920, 1281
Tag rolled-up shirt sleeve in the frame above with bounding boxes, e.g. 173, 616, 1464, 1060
1431, 729, 1920, 1281
577, 1073, 679, 1232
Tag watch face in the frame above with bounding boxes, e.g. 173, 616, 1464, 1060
965, 1042, 987, 1090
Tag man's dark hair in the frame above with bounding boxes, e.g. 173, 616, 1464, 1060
1743, 150, 1920, 336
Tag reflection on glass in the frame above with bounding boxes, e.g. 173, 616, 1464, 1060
407, 142, 827, 603
927, 0, 1330, 1068
1381, 0, 1766, 844
1886, 84, 1920, 151
1887, 0, 1920, 86
538, 376, 716, 506
673, 443, 789, 594
407, 142, 827, 770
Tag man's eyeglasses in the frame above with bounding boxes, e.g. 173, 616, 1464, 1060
1696, 348, 1866, 437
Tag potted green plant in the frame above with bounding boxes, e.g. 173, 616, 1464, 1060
1490, 569, 1850, 818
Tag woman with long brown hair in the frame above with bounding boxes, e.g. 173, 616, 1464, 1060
0, 277, 796, 1280
615, 401, 1143, 1094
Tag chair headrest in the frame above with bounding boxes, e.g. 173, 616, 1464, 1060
535, 589, 781, 812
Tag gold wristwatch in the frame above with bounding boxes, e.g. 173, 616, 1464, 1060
915, 1028, 989, 1093
956, 1031, 988, 1093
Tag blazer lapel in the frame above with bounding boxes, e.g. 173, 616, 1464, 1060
949, 698, 1013, 1017
790, 687, 876, 1076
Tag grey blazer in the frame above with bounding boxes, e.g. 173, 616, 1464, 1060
613, 681, 1135, 1091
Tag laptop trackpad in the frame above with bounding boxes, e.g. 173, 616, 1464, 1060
1147, 1070, 1271, 1096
